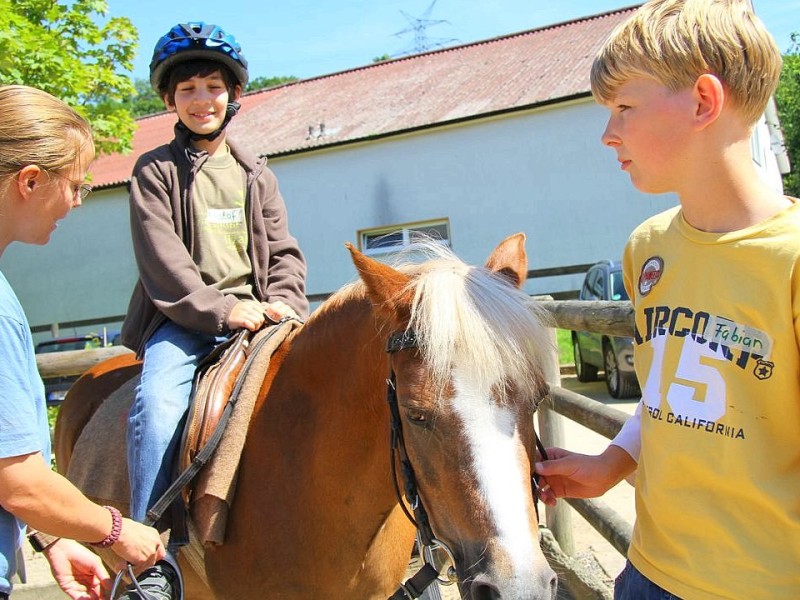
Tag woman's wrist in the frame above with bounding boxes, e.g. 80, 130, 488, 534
89, 505, 122, 548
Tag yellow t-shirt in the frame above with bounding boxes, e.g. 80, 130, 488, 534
622, 201, 800, 599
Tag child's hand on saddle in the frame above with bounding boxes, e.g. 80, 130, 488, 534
228, 299, 270, 332
261, 300, 299, 322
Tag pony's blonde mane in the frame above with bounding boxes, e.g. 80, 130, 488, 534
395, 242, 555, 404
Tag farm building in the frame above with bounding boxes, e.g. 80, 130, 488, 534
1, 6, 788, 342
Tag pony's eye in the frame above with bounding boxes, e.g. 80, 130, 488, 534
405, 408, 427, 423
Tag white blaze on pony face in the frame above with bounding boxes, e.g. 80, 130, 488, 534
450, 365, 538, 576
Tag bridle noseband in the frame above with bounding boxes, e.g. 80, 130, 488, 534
384, 329, 549, 599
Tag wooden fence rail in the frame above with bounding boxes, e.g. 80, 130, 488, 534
36, 345, 133, 379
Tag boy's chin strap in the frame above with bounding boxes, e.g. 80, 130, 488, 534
177, 101, 241, 142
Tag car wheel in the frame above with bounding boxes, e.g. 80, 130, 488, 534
603, 342, 639, 399
573, 335, 598, 382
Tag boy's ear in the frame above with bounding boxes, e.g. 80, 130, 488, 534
232, 85, 242, 102
692, 73, 725, 130
162, 93, 175, 112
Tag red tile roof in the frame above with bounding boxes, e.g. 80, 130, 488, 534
90, 6, 637, 189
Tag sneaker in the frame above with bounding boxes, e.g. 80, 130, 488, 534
117, 553, 184, 600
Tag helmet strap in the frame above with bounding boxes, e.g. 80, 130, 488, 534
177, 100, 241, 142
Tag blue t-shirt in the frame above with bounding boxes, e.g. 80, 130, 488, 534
0, 271, 50, 594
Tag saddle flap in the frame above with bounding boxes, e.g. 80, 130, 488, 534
176, 318, 301, 545
180, 329, 251, 501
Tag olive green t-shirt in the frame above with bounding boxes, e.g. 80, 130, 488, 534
191, 147, 255, 300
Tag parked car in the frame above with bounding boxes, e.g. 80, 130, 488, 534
571, 260, 640, 399
35, 331, 120, 404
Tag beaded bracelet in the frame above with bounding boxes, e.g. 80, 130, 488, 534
90, 505, 122, 548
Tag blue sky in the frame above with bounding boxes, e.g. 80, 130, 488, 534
105, 0, 799, 84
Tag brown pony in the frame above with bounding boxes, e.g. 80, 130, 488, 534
55, 234, 558, 599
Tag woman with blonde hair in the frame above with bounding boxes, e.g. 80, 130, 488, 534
0, 85, 164, 600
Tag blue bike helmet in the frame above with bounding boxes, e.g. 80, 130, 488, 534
149, 22, 249, 92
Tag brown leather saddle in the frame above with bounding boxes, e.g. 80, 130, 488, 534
179, 327, 252, 497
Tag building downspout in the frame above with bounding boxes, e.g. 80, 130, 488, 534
765, 96, 791, 175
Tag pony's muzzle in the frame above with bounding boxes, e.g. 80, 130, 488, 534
464, 571, 558, 600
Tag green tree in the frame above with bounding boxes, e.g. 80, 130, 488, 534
246, 75, 298, 92
775, 34, 800, 196
123, 78, 165, 118
0, 0, 138, 154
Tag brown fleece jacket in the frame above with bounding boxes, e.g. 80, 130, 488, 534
120, 125, 308, 356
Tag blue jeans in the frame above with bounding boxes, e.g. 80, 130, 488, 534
614, 561, 682, 600
127, 320, 223, 545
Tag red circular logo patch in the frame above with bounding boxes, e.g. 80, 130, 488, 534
638, 257, 663, 296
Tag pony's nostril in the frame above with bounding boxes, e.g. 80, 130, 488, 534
549, 573, 559, 598
472, 582, 501, 600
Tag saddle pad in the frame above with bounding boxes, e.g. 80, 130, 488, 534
191, 318, 301, 546
65, 377, 136, 510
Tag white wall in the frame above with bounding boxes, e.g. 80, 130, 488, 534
269, 97, 677, 299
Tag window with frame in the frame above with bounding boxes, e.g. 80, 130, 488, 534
359, 219, 451, 257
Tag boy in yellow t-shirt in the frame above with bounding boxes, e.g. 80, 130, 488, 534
535, 1, 800, 598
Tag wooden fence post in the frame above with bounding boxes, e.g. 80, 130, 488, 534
537, 325, 575, 555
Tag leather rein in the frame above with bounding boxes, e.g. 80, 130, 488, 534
384, 329, 549, 600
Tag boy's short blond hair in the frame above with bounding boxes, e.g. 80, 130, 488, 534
591, 0, 782, 126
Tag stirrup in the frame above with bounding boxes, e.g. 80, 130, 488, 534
112, 552, 184, 600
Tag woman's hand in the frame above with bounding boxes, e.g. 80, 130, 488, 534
109, 518, 165, 571
44, 538, 111, 600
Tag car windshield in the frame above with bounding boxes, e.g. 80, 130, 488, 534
610, 271, 629, 301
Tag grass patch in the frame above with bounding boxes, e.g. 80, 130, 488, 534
556, 328, 573, 365
48, 405, 59, 431
47, 405, 60, 470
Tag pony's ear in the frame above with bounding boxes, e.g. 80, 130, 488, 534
485, 233, 528, 289
346, 243, 412, 321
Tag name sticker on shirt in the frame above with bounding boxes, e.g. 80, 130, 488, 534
206, 208, 244, 225
704, 315, 772, 359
